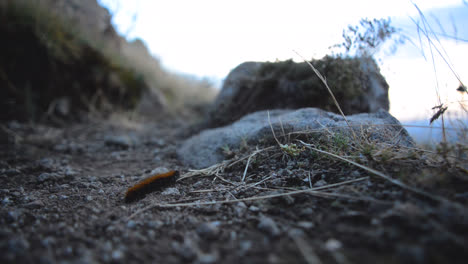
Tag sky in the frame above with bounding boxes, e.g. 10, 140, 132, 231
97, 0, 467, 134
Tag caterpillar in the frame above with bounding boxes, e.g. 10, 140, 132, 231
124, 170, 178, 202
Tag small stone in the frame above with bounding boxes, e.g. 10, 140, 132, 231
126, 220, 137, 229
37, 172, 62, 183
249, 205, 260, 212
4, 168, 20, 176
63, 166, 78, 177
104, 135, 132, 149
161, 188, 180, 196
300, 207, 314, 216
197, 251, 219, 264
8, 237, 30, 255
258, 215, 280, 237
314, 179, 328, 187
239, 240, 252, 256
24, 200, 44, 209
2, 197, 11, 205
147, 220, 164, 229
171, 241, 196, 260
297, 221, 315, 229
64, 246, 73, 255
325, 238, 342, 251
196, 221, 220, 239
234, 202, 247, 217
150, 167, 170, 175
111, 250, 124, 261
38, 158, 55, 169
7, 210, 20, 222
85, 196, 93, 201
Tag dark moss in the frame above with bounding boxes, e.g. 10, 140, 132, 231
208, 56, 370, 127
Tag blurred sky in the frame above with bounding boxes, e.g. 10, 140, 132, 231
97, 0, 467, 128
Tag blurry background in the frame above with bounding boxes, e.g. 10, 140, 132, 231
98, 0, 468, 143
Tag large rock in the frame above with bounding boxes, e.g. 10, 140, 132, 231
205, 56, 389, 128
178, 108, 413, 169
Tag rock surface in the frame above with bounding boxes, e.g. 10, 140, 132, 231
205, 56, 389, 128
178, 108, 413, 169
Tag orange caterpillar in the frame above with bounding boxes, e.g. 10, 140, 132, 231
125, 170, 178, 202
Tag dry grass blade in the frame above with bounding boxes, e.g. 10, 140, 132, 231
293, 50, 358, 142
178, 147, 276, 182
298, 140, 452, 204
242, 147, 263, 182
126, 177, 376, 221
268, 110, 282, 146
177, 160, 231, 181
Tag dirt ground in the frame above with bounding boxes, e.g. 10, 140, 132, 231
1, 112, 468, 264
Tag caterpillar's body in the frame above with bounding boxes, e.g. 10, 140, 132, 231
125, 170, 178, 202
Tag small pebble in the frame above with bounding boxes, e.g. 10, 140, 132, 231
111, 250, 124, 261
325, 238, 342, 251
24, 200, 44, 209
297, 221, 315, 229
197, 251, 219, 264
314, 179, 328, 187
37, 172, 62, 183
239, 240, 252, 255
161, 188, 180, 196
147, 220, 164, 229
2, 197, 11, 205
104, 135, 132, 149
249, 205, 260, 212
234, 202, 247, 217
4, 168, 20, 176
258, 215, 280, 237
126, 220, 137, 229
197, 221, 220, 239
171, 241, 196, 260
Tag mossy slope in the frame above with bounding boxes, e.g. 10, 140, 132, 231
0, 1, 146, 121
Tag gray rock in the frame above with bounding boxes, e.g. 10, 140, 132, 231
178, 108, 414, 169
205, 57, 389, 128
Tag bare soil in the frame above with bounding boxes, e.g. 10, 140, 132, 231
1, 113, 468, 264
